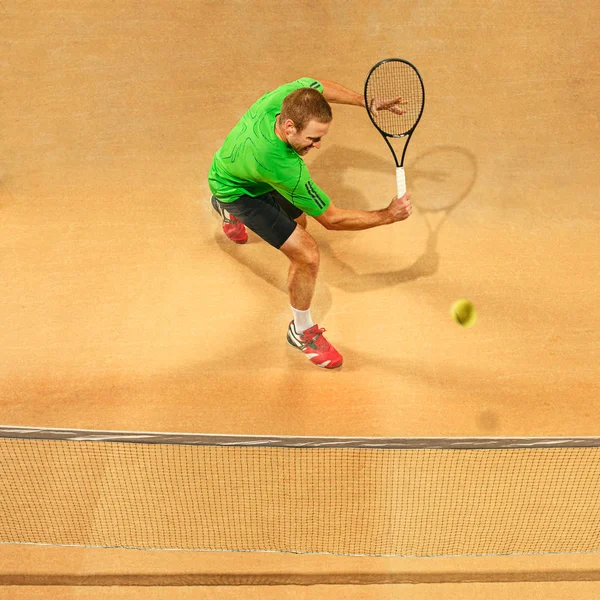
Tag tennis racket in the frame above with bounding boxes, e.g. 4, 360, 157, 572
364, 58, 425, 197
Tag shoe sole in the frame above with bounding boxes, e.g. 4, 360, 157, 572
229, 236, 248, 244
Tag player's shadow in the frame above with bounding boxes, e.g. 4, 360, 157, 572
211, 145, 477, 301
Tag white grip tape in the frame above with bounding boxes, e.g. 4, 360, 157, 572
396, 167, 406, 197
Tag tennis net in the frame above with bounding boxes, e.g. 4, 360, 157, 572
1, 426, 599, 557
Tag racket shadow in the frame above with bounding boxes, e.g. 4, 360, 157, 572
310, 145, 477, 292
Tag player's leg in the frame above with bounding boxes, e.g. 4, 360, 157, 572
279, 225, 319, 311
213, 191, 342, 368
218, 191, 315, 307
279, 227, 343, 369
261, 192, 317, 316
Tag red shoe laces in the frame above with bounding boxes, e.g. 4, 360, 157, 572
302, 327, 329, 349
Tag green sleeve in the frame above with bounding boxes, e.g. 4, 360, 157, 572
294, 77, 324, 94
271, 157, 330, 217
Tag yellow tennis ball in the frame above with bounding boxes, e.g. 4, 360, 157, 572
451, 299, 477, 327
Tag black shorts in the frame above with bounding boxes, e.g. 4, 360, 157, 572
213, 191, 303, 249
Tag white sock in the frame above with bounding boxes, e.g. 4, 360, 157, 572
291, 306, 314, 332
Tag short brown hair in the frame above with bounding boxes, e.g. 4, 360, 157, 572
278, 87, 332, 132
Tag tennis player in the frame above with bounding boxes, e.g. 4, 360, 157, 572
208, 78, 412, 369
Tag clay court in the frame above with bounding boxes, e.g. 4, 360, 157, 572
1, 0, 599, 598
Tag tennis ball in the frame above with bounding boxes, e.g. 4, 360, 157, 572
451, 299, 477, 327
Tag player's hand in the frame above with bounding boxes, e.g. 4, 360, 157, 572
387, 192, 413, 222
369, 96, 408, 117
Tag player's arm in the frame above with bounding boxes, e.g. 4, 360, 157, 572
319, 79, 365, 108
319, 78, 407, 115
313, 194, 412, 231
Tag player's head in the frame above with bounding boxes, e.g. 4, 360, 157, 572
277, 88, 332, 156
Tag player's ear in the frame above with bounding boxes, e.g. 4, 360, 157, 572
285, 119, 299, 134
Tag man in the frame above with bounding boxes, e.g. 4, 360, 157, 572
208, 77, 412, 369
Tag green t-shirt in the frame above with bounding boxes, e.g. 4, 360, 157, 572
208, 78, 331, 217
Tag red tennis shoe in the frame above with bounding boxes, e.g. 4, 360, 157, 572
211, 195, 248, 244
286, 321, 343, 369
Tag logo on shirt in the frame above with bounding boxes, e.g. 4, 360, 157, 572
305, 181, 326, 209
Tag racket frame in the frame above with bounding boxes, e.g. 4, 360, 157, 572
364, 58, 425, 196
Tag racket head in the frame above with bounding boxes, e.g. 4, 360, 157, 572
364, 58, 425, 139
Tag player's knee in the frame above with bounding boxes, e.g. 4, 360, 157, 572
306, 244, 320, 272
283, 228, 319, 270
298, 237, 320, 271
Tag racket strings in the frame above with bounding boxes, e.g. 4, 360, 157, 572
366, 61, 424, 136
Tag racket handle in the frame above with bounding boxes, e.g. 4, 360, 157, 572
396, 167, 406, 197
